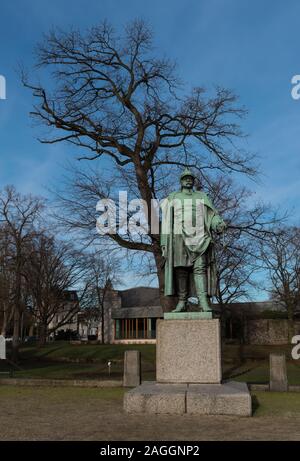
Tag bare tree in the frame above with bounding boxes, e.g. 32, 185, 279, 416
0, 227, 15, 336
80, 251, 121, 343
215, 236, 258, 305
208, 176, 282, 305
24, 20, 258, 310
0, 186, 45, 359
259, 226, 300, 339
25, 232, 89, 345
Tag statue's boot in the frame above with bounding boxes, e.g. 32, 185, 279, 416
194, 273, 212, 312
172, 300, 186, 312
172, 268, 188, 312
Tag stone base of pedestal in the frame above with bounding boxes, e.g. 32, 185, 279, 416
124, 318, 251, 416
124, 381, 252, 416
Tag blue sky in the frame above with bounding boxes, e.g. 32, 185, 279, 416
0, 0, 300, 292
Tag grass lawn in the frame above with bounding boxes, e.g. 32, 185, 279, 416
0, 385, 298, 418
225, 360, 300, 385
8, 362, 122, 380
18, 341, 156, 362
1, 341, 300, 383
1, 342, 156, 380
0, 384, 125, 400
252, 391, 300, 417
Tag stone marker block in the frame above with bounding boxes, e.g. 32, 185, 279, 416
269, 353, 288, 392
123, 350, 141, 387
0, 335, 6, 360
124, 382, 187, 414
156, 319, 221, 383
187, 381, 252, 416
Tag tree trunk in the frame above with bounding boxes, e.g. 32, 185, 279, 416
1, 305, 7, 336
38, 322, 47, 346
101, 305, 105, 344
13, 248, 22, 362
12, 308, 20, 362
97, 287, 105, 345
287, 304, 294, 342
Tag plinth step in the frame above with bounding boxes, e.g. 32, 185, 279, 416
164, 312, 213, 320
124, 381, 252, 416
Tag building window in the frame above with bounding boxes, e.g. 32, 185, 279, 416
114, 318, 157, 340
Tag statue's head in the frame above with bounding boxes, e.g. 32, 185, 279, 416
180, 167, 195, 190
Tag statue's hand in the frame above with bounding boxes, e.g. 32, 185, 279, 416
160, 247, 166, 268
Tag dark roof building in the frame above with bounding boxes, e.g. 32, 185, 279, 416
118, 287, 160, 308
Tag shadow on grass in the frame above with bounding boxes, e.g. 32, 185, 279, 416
223, 362, 261, 381
251, 394, 260, 415
30, 345, 66, 359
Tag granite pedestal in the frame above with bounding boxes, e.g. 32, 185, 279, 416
124, 317, 252, 416
157, 319, 221, 383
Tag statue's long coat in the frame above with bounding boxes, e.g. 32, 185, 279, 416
160, 191, 225, 298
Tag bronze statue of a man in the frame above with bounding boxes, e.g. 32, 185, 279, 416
160, 168, 226, 313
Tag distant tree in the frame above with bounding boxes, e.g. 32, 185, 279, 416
208, 176, 278, 305
259, 226, 300, 339
215, 235, 258, 304
80, 251, 121, 343
0, 227, 15, 336
0, 186, 45, 360
25, 232, 88, 345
